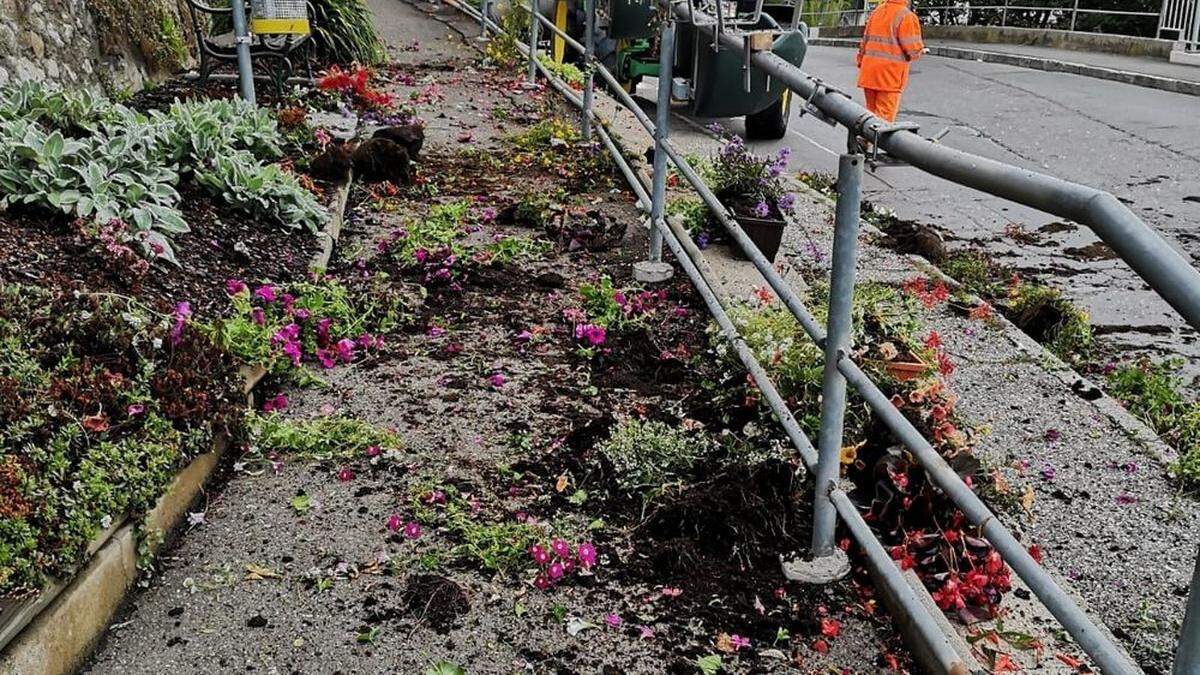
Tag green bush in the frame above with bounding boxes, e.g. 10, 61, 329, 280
1007, 281, 1092, 362
310, 0, 387, 65
0, 83, 325, 263
598, 418, 713, 494
245, 413, 401, 459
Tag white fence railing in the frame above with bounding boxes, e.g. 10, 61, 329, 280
1159, 0, 1200, 48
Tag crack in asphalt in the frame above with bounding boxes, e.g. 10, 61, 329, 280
941, 61, 1200, 165
903, 108, 1044, 166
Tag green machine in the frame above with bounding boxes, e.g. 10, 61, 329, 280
545, 0, 807, 139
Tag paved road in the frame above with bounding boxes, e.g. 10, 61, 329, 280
692, 46, 1200, 374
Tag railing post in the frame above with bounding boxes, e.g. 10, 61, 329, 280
527, 1, 540, 83
480, 0, 490, 38
582, 0, 596, 140
811, 152, 862, 562
230, 0, 256, 105
1174, 547, 1200, 674
1001, 0, 1009, 27
1070, 0, 1080, 31
634, 18, 675, 283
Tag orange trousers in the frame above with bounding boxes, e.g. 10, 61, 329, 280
864, 89, 902, 123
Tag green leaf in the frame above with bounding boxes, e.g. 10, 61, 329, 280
696, 655, 723, 675
424, 662, 466, 675
291, 494, 312, 514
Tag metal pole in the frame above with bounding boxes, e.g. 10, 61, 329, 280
1001, 0, 1008, 26
528, 1, 540, 83
811, 153, 863, 558
230, 0, 256, 105
650, 20, 675, 263
1174, 549, 1200, 675
582, 0, 596, 140
1070, 0, 1080, 31
480, 0, 490, 38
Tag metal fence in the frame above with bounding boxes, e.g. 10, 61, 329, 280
801, 0, 1167, 37
1159, 0, 1200, 47
448, 0, 1200, 671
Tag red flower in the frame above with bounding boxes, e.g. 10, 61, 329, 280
820, 617, 841, 638
924, 331, 943, 350
1028, 544, 1043, 563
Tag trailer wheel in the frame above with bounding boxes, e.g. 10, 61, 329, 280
744, 90, 791, 140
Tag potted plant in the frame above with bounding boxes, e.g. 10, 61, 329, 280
704, 130, 797, 262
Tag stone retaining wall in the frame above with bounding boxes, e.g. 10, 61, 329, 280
0, 0, 195, 91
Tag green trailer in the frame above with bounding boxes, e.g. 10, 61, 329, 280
541, 0, 808, 139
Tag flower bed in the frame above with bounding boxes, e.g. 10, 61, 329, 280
0, 285, 241, 600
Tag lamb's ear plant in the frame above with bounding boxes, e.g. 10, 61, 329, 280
0, 82, 327, 263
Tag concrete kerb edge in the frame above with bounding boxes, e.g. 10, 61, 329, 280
807, 37, 1200, 97
310, 169, 355, 272
0, 152, 348, 672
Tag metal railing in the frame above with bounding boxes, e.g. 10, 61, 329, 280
446, 0, 1200, 671
1159, 0, 1200, 48
803, 0, 1166, 37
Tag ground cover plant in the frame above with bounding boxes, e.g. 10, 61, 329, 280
0, 284, 241, 598
0, 82, 325, 264
1107, 358, 1200, 485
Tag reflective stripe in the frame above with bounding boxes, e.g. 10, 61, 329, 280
899, 35, 923, 46
861, 47, 909, 62
863, 34, 900, 46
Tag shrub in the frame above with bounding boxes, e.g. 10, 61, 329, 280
703, 129, 795, 218
310, 0, 387, 65
598, 418, 713, 494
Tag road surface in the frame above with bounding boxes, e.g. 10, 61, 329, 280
679, 46, 1200, 376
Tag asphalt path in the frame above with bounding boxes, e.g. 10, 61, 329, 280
669, 46, 1200, 374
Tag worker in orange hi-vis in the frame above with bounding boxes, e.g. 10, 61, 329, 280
856, 0, 926, 124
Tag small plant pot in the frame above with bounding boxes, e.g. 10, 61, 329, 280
881, 360, 931, 382
734, 215, 787, 262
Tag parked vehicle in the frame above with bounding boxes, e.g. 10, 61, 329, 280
538, 0, 808, 139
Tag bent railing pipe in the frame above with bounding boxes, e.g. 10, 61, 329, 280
671, 0, 1200, 334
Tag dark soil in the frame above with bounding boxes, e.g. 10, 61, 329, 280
0, 183, 321, 316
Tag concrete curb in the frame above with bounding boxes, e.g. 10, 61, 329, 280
809, 37, 1200, 97
310, 171, 354, 272
0, 158, 354, 674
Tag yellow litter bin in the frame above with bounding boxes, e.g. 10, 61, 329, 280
250, 0, 311, 35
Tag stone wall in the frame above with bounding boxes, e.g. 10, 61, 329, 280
0, 0, 195, 92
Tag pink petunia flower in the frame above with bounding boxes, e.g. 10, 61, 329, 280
604, 613, 623, 628
547, 561, 565, 580
254, 284, 277, 302
533, 574, 551, 590
386, 514, 403, 532
403, 521, 423, 539
170, 301, 192, 346
317, 349, 338, 369
366, 445, 381, 458
262, 393, 289, 412
126, 403, 146, 416
488, 372, 507, 389
730, 634, 750, 650
550, 539, 571, 559
337, 466, 355, 482
577, 542, 597, 569
335, 338, 357, 363
530, 544, 551, 566
251, 307, 266, 326
226, 279, 248, 296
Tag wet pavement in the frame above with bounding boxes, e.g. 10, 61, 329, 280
688, 46, 1200, 382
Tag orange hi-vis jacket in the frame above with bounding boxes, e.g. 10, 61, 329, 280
856, 0, 925, 93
